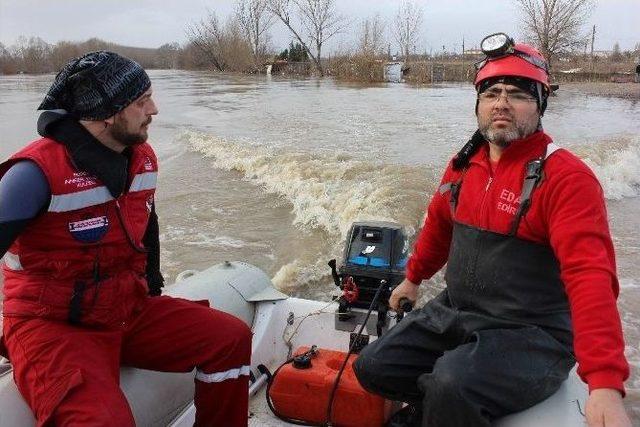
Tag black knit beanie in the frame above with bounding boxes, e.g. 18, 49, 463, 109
38, 51, 151, 120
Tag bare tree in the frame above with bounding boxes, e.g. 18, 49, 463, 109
11, 36, 51, 73
392, 0, 424, 60
0, 42, 18, 74
236, 0, 275, 67
186, 11, 227, 71
515, 0, 594, 69
268, 0, 348, 75
177, 42, 211, 70
186, 11, 254, 72
49, 41, 81, 70
156, 42, 181, 69
358, 14, 386, 57
221, 18, 255, 72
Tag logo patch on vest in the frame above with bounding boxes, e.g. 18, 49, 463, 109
64, 171, 99, 189
146, 195, 154, 213
68, 216, 109, 243
144, 156, 154, 171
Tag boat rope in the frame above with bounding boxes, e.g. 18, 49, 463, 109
281, 301, 335, 359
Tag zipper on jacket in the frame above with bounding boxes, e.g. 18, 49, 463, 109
478, 176, 493, 227
485, 177, 493, 192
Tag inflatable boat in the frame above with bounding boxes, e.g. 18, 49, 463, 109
0, 222, 588, 427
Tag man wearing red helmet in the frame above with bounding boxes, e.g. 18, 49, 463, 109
354, 34, 630, 427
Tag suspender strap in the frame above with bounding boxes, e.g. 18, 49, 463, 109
443, 142, 561, 234
438, 182, 452, 194
452, 130, 485, 170
439, 168, 467, 217
509, 158, 543, 236
448, 168, 468, 216
450, 181, 462, 215
509, 142, 561, 236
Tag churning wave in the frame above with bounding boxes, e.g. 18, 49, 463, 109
183, 130, 640, 293
575, 135, 640, 200
184, 130, 432, 238
184, 130, 435, 293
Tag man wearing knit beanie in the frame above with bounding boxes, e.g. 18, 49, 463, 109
39, 50, 152, 120
0, 52, 251, 426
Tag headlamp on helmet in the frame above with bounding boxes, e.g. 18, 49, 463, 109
474, 33, 551, 94
480, 32, 515, 57
475, 33, 549, 76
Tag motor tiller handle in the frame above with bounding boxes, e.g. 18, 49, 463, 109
396, 297, 414, 321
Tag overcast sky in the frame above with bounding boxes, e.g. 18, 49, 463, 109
0, 0, 638, 53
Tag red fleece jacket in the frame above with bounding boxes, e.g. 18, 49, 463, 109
406, 130, 629, 394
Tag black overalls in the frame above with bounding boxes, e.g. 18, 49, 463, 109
354, 146, 576, 427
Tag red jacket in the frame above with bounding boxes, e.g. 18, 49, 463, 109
406, 131, 629, 394
1, 137, 158, 326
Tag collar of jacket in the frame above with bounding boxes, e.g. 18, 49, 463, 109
37, 110, 130, 198
470, 130, 552, 169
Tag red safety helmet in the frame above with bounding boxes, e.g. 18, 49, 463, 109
474, 35, 550, 90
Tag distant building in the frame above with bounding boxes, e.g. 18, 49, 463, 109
592, 50, 613, 58
383, 62, 404, 83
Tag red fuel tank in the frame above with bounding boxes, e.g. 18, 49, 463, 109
268, 346, 387, 427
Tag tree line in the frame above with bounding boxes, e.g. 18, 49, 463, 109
1, 0, 638, 77
184, 0, 639, 75
0, 36, 210, 75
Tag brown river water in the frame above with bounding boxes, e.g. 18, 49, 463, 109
1, 70, 639, 421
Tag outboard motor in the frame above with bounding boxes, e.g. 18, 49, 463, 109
329, 221, 408, 339
268, 222, 409, 425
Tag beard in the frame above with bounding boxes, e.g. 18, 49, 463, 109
478, 113, 539, 148
110, 115, 151, 146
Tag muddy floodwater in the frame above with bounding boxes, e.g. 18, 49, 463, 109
1, 71, 639, 420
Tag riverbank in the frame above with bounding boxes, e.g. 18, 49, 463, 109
560, 82, 640, 100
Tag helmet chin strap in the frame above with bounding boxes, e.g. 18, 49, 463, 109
536, 82, 547, 116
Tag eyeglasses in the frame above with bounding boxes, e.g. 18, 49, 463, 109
478, 88, 537, 105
